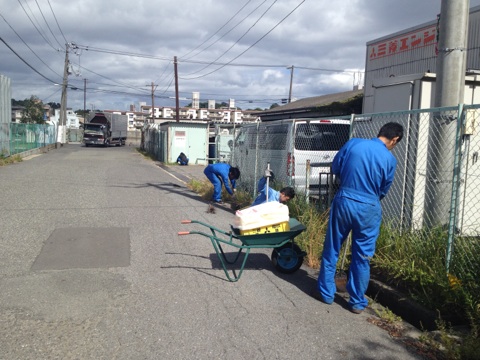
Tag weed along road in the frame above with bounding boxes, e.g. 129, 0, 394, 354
0, 144, 423, 359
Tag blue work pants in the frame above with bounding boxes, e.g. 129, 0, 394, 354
317, 195, 381, 310
204, 171, 223, 202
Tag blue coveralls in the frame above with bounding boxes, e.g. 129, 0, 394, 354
204, 163, 236, 202
251, 177, 280, 206
317, 137, 397, 311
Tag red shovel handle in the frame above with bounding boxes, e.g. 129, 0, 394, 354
178, 231, 190, 235
181, 220, 192, 224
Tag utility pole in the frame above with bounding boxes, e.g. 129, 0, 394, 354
287, 65, 294, 103
151, 82, 155, 123
174, 56, 180, 122
59, 44, 69, 146
424, 0, 470, 228
83, 78, 87, 124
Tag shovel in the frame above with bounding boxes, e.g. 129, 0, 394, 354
335, 234, 350, 293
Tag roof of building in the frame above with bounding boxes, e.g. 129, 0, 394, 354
263, 89, 363, 113
256, 88, 363, 121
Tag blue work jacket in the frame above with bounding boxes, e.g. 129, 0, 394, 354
332, 137, 397, 204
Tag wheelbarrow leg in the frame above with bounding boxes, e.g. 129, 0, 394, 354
209, 236, 251, 282
217, 243, 243, 265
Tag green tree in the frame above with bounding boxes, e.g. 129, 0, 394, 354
48, 102, 61, 109
270, 103, 280, 109
21, 96, 45, 123
75, 109, 90, 119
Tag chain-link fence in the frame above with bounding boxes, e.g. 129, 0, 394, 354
353, 106, 480, 278
9, 123, 56, 155
143, 125, 167, 162
231, 107, 480, 296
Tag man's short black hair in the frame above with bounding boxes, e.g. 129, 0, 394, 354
281, 186, 295, 199
229, 166, 241, 180
378, 122, 404, 142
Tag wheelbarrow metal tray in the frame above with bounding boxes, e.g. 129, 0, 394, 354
232, 218, 306, 246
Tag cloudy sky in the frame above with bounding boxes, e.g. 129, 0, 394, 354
2, 0, 480, 111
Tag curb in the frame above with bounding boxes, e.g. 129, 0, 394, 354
367, 278, 460, 331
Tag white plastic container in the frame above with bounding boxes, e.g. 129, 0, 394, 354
233, 202, 289, 231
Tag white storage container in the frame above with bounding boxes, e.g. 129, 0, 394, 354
233, 202, 289, 231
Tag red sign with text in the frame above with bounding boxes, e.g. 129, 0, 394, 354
368, 25, 437, 61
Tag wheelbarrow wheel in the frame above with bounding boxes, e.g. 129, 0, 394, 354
271, 243, 304, 274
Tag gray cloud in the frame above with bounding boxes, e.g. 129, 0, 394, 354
2, 0, 479, 111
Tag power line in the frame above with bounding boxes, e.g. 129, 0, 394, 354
0, 11, 63, 80
0, 35, 58, 84
47, 0, 68, 45
70, 43, 360, 76
180, 0, 306, 80
34, 0, 64, 49
17, 0, 57, 51
180, 0, 254, 60
71, 43, 171, 61
183, 0, 276, 76
76, 63, 151, 95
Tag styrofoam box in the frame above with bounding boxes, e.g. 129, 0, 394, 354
233, 202, 289, 230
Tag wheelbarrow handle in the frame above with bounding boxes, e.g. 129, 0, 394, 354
178, 231, 190, 235
181, 220, 192, 224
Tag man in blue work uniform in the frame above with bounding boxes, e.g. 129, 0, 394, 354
204, 163, 240, 204
313, 122, 403, 314
251, 170, 295, 206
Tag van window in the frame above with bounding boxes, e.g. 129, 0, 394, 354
265, 124, 288, 150
295, 123, 349, 151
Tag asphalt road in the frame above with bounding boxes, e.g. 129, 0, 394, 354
0, 144, 423, 360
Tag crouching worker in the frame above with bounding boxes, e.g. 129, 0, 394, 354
177, 152, 189, 165
204, 163, 241, 204
251, 169, 295, 206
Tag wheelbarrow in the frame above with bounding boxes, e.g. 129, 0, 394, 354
178, 218, 307, 282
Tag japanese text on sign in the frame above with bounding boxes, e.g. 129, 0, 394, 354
368, 25, 436, 61
175, 131, 186, 147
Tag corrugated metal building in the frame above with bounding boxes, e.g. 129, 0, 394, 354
363, 5, 480, 112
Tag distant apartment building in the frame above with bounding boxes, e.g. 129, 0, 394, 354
49, 108, 80, 128
135, 102, 260, 124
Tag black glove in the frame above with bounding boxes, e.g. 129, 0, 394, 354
264, 170, 274, 181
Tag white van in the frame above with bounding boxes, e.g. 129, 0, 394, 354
233, 118, 351, 198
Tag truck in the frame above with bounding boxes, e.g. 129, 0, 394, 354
83, 112, 128, 147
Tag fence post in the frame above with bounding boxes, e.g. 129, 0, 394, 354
253, 122, 260, 199
305, 159, 310, 204
231, 122, 236, 165
446, 104, 465, 273
328, 164, 334, 206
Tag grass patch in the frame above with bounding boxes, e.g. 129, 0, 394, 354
287, 195, 329, 269
0, 153, 23, 166
187, 178, 252, 209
